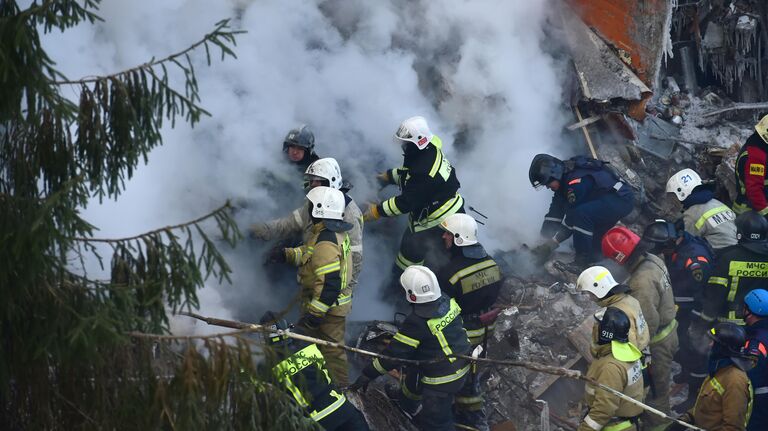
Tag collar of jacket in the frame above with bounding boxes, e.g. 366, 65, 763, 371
592, 342, 612, 359
597, 291, 629, 308
708, 357, 735, 376
626, 252, 647, 274
682, 186, 714, 209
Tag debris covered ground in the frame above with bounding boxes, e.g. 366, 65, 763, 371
348, 1, 768, 429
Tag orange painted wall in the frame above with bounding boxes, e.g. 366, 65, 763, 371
566, 0, 669, 87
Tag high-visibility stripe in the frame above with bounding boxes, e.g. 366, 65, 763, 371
393, 332, 420, 348
421, 364, 471, 385
583, 415, 602, 430
315, 261, 340, 276
755, 386, 768, 395
448, 259, 498, 284
708, 276, 729, 287
396, 252, 422, 271
710, 377, 725, 395
571, 225, 593, 236
465, 327, 487, 338
603, 420, 633, 431
651, 319, 677, 344
372, 358, 387, 374
336, 294, 351, 306
428, 148, 444, 178
309, 300, 330, 314
746, 381, 754, 428
454, 395, 484, 405
694, 205, 733, 229
401, 382, 422, 400
426, 298, 462, 363
544, 216, 562, 222
382, 198, 402, 217
310, 390, 346, 422
412, 193, 463, 231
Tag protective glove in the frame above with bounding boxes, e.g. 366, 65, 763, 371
347, 374, 372, 393
363, 203, 381, 222
249, 223, 270, 241
297, 313, 323, 330
376, 171, 391, 187
531, 239, 558, 263
266, 246, 287, 264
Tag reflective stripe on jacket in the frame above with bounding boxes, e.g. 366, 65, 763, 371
286, 222, 352, 318
362, 295, 471, 392
704, 244, 768, 324
626, 253, 676, 341
378, 136, 463, 232
682, 198, 737, 250
682, 365, 753, 431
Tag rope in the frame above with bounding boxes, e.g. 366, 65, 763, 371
170, 312, 704, 430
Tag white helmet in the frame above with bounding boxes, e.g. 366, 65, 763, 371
756, 114, 768, 144
394, 116, 433, 150
400, 265, 442, 304
306, 186, 345, 221
440, 213, 478, 246
305, 158, 343, 190
577, 266, 619, 299
665, 168, 702, 201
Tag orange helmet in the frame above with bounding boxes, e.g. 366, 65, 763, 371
602, 226, 640, 265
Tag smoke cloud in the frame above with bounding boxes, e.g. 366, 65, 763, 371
43, 0, 572, 332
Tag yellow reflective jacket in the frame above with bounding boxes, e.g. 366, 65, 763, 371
680, 363, 753, 431
595, 293, 650, 353
285, 222, 351, 318
579, 343, 644, 431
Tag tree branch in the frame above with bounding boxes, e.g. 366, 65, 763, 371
71, 202, 231, 243
53, 19, 243, 85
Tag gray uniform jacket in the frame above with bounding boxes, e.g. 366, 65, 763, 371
682, 198, 737, 250
251, 196, 363, 292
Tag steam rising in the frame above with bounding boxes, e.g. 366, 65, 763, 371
43, 0, 571, 331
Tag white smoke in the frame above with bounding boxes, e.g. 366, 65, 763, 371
42, 0, 571, 331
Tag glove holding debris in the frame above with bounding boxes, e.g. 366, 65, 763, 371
531, 238, 559, 263
363, 203, 381, 222
297, 313, 323, 330
376, 171, 391, 187
347, 374, 372, 393
266, 246, 287, 264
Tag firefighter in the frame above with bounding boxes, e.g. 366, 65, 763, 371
258, 311, 370, 431
665, 168, 737, 251
283, 124, 320, 170
529, 154, 633, 268
701, 211, 768, 326
436, 213, 502, 431
641, 220, 714, 411
667, 323, 754, 431
578, 307, 644, 431
363, 116, 464, 280
348, 265, 471, 431
576, 266, 650, 357
734, 114, 768, 216
251, 158, 363, 295
275, 186, 353, 386
602, 226, 678, 430
744, 289, 768, 431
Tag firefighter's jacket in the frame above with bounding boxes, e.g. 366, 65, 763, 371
361, 295, 471, 393
270, 338, 349, 425
285, 222, 352, 318
377, 136, 463, 232
626, 253, 677, 344
681, 188, 737, 250
595, 292, 650, 353
541, 156, 632, 240
704, 244, 768, 324
680, 360, 753, 431
735, 132, 768, 215
665, 232, 714, 311
578, 343, 644, 431
746, 319, 768, 431
436, 245, 502, 345
252, 195, 363, 292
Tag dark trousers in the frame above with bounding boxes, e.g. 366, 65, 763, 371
394, 225, 446, 274
675, 309, 707, 389
398, 368, 466, 431
563, 193, 633, 262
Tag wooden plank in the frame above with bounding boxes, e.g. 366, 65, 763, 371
565, 114, 602, 131
531, 355, 582, 399
567, 314, 595, 363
